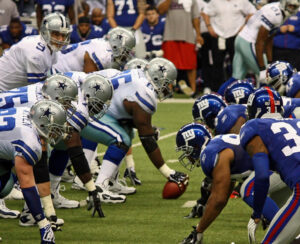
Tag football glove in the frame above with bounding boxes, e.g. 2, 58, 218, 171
169, 171, 189, 187
259, 70, 266, 84
152, 126, 160, 141
184, 202, 205, 219
87, 190, 105, 218
180, 226, 204, 244
47, 215, 62, 231
248, 215, 259, 244
40, 222, 55, 244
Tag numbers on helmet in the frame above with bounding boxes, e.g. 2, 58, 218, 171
271, 121, 300, 156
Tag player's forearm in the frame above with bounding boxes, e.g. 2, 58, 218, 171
255, 40, 266, 69
157, 0, 172, 15
132, 14, 145, 30
36, 5, 43, 30
108, 17, 118, 28
196, 192, 229, 233
265, 37, 273, 64
193, 18, 201, 36
68, 7, 75, 25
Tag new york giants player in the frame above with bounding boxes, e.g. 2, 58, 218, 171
0, 100, 71, 244
36, 0, 75, 29
0, 12, 71, 92
141, 6, 165, 52
240, 86, 300, 243
229, 0, 300, 87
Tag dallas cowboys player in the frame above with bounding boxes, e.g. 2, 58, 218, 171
79, 58, 189, 198
228, 0, 300, 87
0, 12, 71, 92
240, 86, 300, 243
51, 27, 136, 74
0, 100, 72, 244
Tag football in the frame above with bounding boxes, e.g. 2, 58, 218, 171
162, 181, 187, 199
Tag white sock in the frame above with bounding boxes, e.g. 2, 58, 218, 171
125, 154, 135, 169
49, 173, 61, 195
95, 160, 118, 186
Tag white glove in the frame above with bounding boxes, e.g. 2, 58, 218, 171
248, 217, 259, 244
195, 232, 204, 244
259, 70, 266, 84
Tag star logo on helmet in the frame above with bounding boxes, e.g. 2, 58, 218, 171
117, 34, 123, 40
92, 84, 103, 93
57, 82, 67, 90
40, 107, 55, 121
159, 65, 166, 73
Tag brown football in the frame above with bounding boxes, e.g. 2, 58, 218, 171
162, 181, 187, 199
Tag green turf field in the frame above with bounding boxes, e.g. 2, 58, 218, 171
1, 101, 266, 244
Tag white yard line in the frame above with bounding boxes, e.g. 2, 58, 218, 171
97, 131, 177, 156
159, 98, 194, 104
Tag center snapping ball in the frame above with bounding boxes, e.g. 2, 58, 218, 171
162, 180, 187, 199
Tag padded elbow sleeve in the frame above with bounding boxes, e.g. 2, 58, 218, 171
33, 152, 50, 184
67, 146, 90, 176
139, 135, 158, 154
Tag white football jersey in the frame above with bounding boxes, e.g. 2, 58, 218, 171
0, 107, 42, 165
105, 69, 157, 120
239, 2, 285, 43
52, 38, 113, 73
0, 35, 57, 92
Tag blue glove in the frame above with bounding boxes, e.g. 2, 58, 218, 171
40, 223, 55, 244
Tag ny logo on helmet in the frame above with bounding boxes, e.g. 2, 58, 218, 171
182, 129, 195, 142
232, 90, 245, 100
40, 107, 55, 121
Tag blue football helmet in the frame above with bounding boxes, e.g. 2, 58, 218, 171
286, 72, 300, 98
247, 86, 283, 119
176, 123, 212, 171
192, 94, 227, 129
224, 80, 255, 104
266, 61, 295, 90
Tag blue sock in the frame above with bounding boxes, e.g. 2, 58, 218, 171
49, 149, 69, 176
81, 137, 98, 151
22, 186, 45, 222
103, 145, 127, 166
217, 77, 237, 96
243, 195, 279, 222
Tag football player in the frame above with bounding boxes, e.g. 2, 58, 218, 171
227, 0, 300, 87
0, 12, 71, 92
0, 100, 72, 243
51, 27, 136, 73
240, 86, 300, 243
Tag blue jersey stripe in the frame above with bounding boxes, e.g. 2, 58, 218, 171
92, 52, 104, 70
135, 92, 154, 112
27, 73, 45, 77
12, 140, 39, 166
27, 78, 45, 83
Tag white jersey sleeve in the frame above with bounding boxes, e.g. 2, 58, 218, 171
0, 35, 55, 91
85, 39, 113, 70
94, 69, 121, 78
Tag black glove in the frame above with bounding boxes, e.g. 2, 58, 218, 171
169, 171, 189, 186
47, 215, 62, 231
152, 126, 160, 141
180, 226, 203, 244
184, 202, 205, 219
87, 190, 105, 218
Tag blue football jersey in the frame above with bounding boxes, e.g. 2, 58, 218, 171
70, 25, 105, 44
0, 23, 38, 46
200, 134, 253, 180
113, 0, 138, 27
141, 17, 165, 51
36, 0, 74, 16
100, 18, 111, 35
240, 118, 300, 188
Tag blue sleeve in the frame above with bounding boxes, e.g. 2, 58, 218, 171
252, 152, 270, 218
240, 120, 259, 150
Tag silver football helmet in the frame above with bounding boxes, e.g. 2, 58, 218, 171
107, 27, 136, 67
81, 74, 114, 117
124, 58, 149, 72
42, 74, 78, 110
280, 0, 300, 16
146, 57, 177, 101
29, 100, 71, 145
40, 12, 71, 52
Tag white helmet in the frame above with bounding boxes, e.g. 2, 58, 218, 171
124, 58, 149, 72
280, 0, 300, 16
146, 58, 177, 101
40, 12, 71, 52
29, 100, 71, 145
81, 74, 114, 117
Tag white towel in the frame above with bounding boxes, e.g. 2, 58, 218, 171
178, 0, 193, 13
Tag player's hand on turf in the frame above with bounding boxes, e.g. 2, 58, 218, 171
87, 190, 105, 218
180, 226, 203, 244
40, 222, 55, 244
248, 215, 260, 244
184, 203, 205, 219
47, 215, 61, 231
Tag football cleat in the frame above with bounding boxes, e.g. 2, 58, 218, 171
180, 226, 200, 244
95, 183, 126, 204
61, 166, 75, 183
4, 182, 24, 200
124, 168, 142, 185
109, 177, 136, 195
0, 199, 20, 219
52, 192, 80, 209
71, 176, 86, 191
